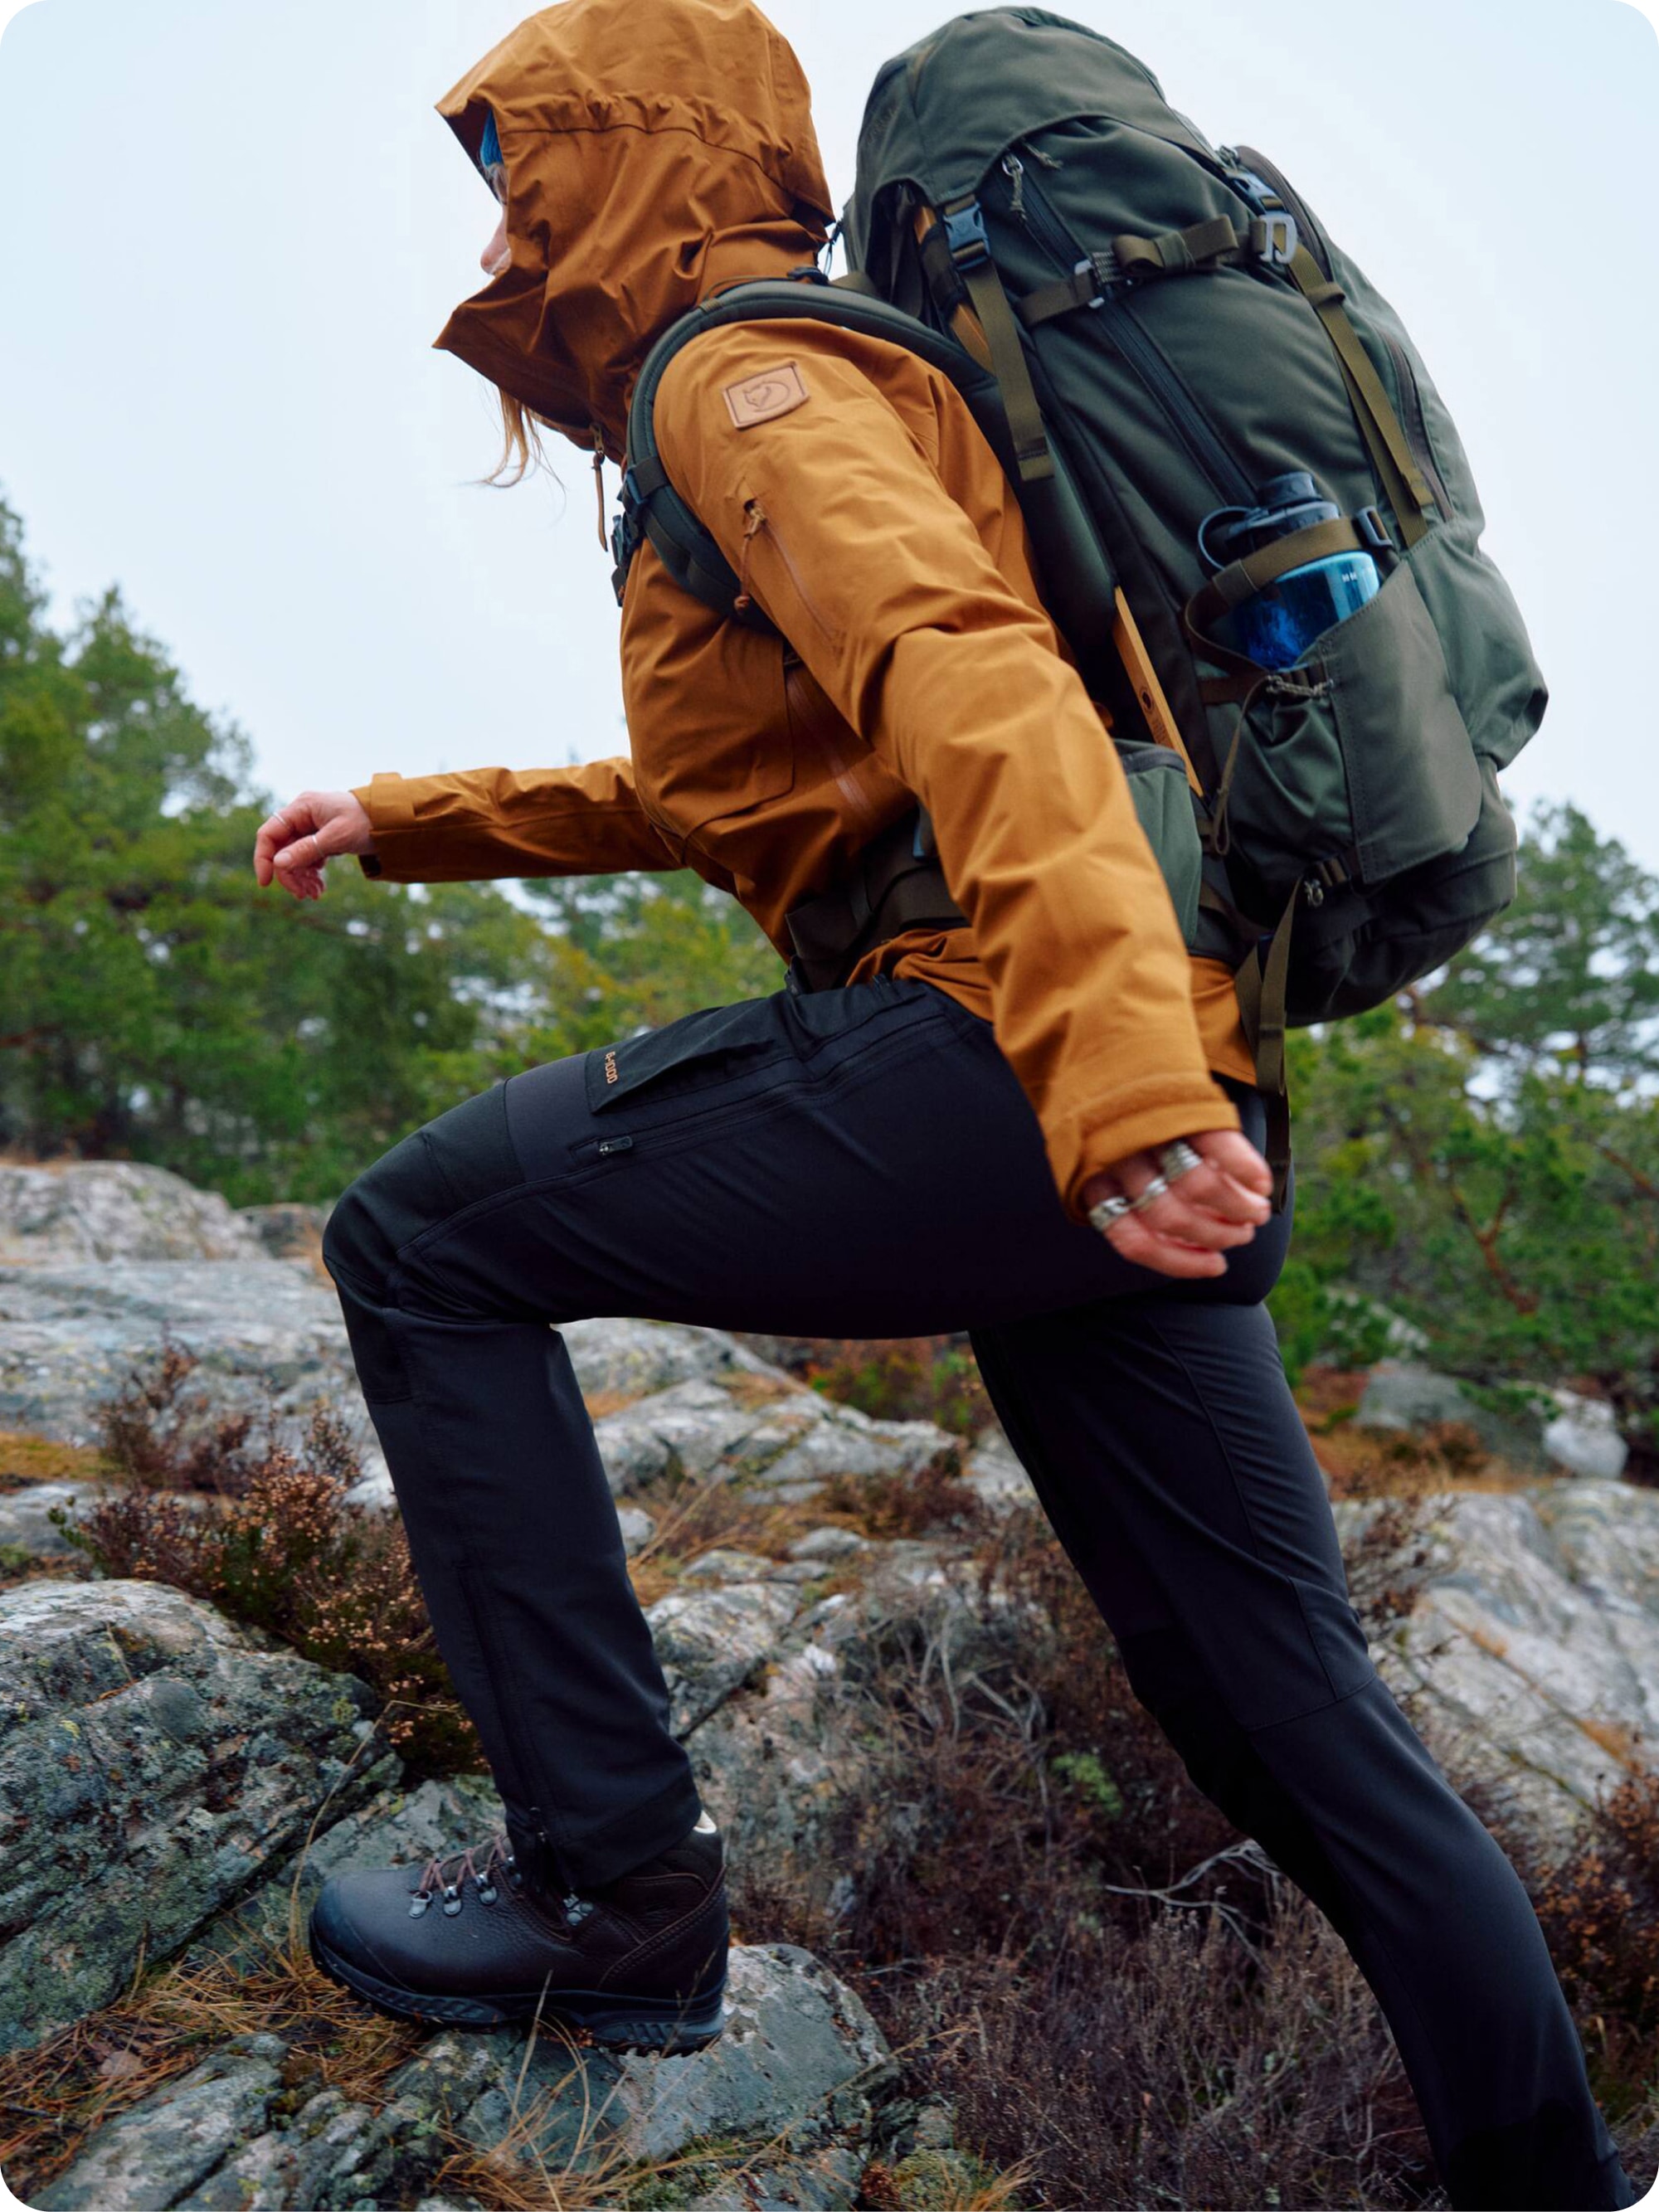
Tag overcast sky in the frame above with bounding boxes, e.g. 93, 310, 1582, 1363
2, 0, 1656, 866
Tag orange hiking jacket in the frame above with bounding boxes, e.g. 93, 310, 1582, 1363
353, 0, 1253, 1223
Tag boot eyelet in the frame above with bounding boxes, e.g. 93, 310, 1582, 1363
441, 1883, 463, 1918
409, 1894, 431, 1918
477, 1881, 498, 1905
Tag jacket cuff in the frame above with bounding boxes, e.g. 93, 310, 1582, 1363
1052, 1075, 1243, 1224
351, 774, 417, 882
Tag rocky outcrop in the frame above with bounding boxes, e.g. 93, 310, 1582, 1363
0, 1260, 368, 1457
38, 1942, 889, 2212
0, 1158, 972, 1519
0, 1580, 395, 2051
1336, 1478, 1659, 1864
4, 1159, 1657, 2206
0, 1163, 270, 1268
1356, 1359, 1631, 1481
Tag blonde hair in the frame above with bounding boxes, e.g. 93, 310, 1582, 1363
486, 391, 552, 485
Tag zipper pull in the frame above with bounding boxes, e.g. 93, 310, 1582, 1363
1000, 152, 1026, 220
591, 426, 608, 552
734, 498, 767, 614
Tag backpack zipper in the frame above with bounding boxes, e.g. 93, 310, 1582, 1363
1379, 332, 1454, 519
1000, 149, 1253, 507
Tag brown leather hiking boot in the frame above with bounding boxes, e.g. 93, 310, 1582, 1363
308, 1814, 727, 2049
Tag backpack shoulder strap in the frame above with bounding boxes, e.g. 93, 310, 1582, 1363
611, 275, 1008, 625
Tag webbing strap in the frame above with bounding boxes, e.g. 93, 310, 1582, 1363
1231, 882, 1298, 1210
1114, 215, 1243, 277
960, 260, 1054, 484
1284, 245, 1433, 547
1185, 514, 1372, 637
1019, 258, 1115, 328
1019, 214, 1297, 327
933, 197, 1054, 486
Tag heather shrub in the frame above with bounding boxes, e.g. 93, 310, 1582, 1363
61, 1349, 479, 1774
746, 1333, 996, 1439
735, 1503, 1440, 2208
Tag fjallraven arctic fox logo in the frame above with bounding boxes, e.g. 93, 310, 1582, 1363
722, 363, 809, 429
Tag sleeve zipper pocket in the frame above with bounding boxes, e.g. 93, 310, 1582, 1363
736, 498, 843, 644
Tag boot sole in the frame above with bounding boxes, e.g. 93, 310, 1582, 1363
308, 1925, 727, 2052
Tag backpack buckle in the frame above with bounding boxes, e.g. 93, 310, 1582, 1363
1074, 251, 1120, 307
941, 200, 991, 269
1250, 212, 1298, 268
1355, 504, 1394, 555
610, 491, 643, 607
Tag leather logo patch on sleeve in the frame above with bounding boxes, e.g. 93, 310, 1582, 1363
722, 362, 810, 430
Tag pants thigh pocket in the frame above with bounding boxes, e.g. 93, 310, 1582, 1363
586, 997, 791, 1116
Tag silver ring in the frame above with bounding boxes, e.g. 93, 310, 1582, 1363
1126, 1171, 1171, 1215
1088, 1194, 1132, 1232
1159, 1140, 1204, 1184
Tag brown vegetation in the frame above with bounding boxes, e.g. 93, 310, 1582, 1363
742, 1333, 996, 1441
21, 1336, 1659, 2204
735, 1500, 1443, 2209
63, 1349, 480, 1773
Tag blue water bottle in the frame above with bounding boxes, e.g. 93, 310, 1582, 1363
1198, 472, 1380, 670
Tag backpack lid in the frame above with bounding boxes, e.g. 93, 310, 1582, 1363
844, 7, 1213, 278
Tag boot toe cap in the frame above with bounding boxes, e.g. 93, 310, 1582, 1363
310, 1863, 425, 1980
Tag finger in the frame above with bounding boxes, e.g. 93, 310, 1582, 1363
273, 853, 324, 900
1113, 1157, 1258, 1253
1101, 1211, 1228, 1279
274, 831, 331, 878
1156, 1155, 1269, 1228
1192, 1128, 1273, 1199
253, 808, 298, 887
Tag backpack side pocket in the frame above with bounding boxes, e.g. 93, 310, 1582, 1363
1117, 743, 1203, 946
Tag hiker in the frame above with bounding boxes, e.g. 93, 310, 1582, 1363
251, 3, 1637, 2205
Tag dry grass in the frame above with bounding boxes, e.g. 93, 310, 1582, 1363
727, 1502, 1445, 2210
0, 1914, 428, 2197
622, 1468, 873, 1612
0, 1429, 108, 1490
1294, 1365, 1543, 1499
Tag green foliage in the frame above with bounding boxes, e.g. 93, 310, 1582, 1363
792, 1335, 995, 1438
1275, 801, 1659, 1444
1050, 1748, 1124, 1819
0, 498, 781, 1202
511, 868, 784, 1067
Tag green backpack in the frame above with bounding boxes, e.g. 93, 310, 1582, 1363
612, 6, 1543, 1183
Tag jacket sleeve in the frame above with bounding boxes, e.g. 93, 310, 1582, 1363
655, 328, 1239, 1220
350, 756, 679, 883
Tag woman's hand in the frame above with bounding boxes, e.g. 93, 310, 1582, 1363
254, 790, 375, 901
1082, 1128, 1273, 1281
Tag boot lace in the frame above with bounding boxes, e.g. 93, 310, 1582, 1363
407, 1830, 519, 1919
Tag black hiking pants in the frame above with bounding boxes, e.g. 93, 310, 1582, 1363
323, 974, 1637, 2210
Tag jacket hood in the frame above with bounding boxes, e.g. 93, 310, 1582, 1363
434, 0, 834, 456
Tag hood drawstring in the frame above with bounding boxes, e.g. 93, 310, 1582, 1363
592, 429, 609, 552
